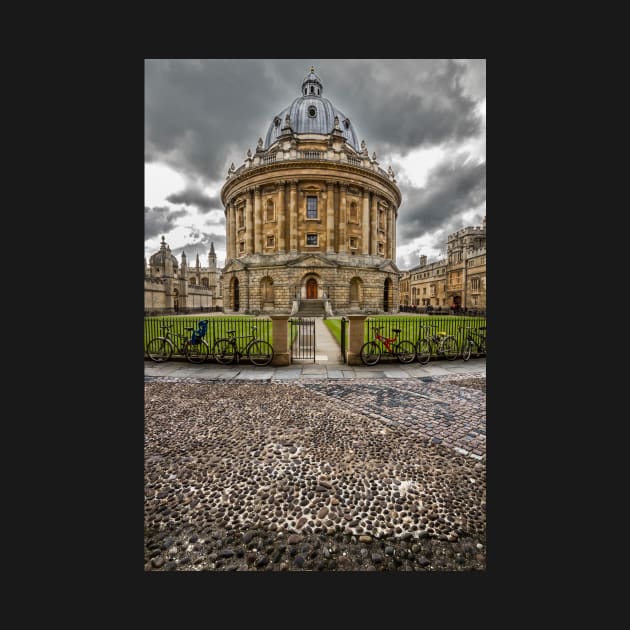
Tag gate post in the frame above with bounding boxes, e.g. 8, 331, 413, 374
346, 315, 367, 366
270, 315, 290, 366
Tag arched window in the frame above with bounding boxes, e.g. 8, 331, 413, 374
201, 278, 209, 287
261, 276, 274, 303
189, 278, 196, 285
266, 199, 274, 222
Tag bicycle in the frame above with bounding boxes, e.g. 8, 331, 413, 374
359, 326, 416, 366
415, 324, 458, 364
458, 325, 486, 361
146, 320, 210, 364
212, 325, 274, 366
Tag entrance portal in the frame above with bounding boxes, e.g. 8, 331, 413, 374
306, 278, 318, 299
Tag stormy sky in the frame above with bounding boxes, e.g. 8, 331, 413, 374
145, 59, 485, 270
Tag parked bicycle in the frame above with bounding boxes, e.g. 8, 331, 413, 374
458, 325, 486, 361
213, 325, 274, 366
415, 324, 458, 364
360, 326, 416, 366
146, 320, 210, 364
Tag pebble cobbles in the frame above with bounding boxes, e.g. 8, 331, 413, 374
144, 374, 486, 571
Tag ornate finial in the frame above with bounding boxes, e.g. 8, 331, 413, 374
257, 137, 263, 149
334, 115, 340, 130
247, 148, 252, 158
310, 65, 315, 73
160, 235, 166, 245
360, 140, 368, 156
372, 151, 377, 161
230, 162, 235, 171
284, 112, 291, 127
388, 165, 394, 177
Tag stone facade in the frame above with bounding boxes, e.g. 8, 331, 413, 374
401, 217, 486, 311
220, 68, 401, 315
144, 236, 223, 314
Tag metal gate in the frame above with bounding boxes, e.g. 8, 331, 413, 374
290, 317, 315, 362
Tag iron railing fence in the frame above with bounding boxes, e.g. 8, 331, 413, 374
289, 318, 316, 361
144, 317, 272, 356
366, 316, 486, 353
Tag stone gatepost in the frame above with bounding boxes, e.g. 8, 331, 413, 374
346, 314, 367, 365
270, 315, 290, 366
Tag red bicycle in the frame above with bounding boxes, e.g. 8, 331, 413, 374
359, 326, 416, 366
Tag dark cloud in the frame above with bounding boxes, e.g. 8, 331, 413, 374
166, 187, 221, 213
145, 59, 485, 183
144, 206, 188, 239
170, 231, 226, 262
396, 157, 486, 244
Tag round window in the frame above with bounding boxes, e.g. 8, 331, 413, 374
308, 106, 317, 118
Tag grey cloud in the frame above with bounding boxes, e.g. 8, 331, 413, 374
145, 59, 485, 183
144, 206, 188, 240
396, 158, 486, 246
170, 232, 226, 260
166, 187, 221, 213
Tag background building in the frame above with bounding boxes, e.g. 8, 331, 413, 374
401, 217, 486, 312
220, 68, 401, 316
144, 236, 223, 314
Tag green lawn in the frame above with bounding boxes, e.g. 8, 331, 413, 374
323, 318, 342, 344
144, 315, 273, 354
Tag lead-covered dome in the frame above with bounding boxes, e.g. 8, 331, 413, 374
264, 67, 360, 151
150, 236, 178, 271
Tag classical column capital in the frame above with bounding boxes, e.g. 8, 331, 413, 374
253, 185, 261, 195
289, 180, 298, 190
326, 180, 336, 188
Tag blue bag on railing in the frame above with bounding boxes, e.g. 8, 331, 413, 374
190, 319, 208, 344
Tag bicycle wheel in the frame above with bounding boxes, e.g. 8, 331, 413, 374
441, 336, 459, 360
248, 340, 274, 366
360, 341, 381, 366
462, 340, 472, 361
394, 340, 416, 364
186, 339, 209, 364
416, 339, 432, 364
147, 337, 173, 362
213, 339, 236, 365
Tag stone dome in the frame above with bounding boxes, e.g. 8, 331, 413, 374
264, 67, 360, 151
150, 236, 178, 270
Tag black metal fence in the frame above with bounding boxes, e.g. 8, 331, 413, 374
366, 316, 486, 348
399, 306, 486, 317
144, 317, 272, 356
289, 318, 315, 362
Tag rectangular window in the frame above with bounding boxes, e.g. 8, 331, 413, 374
349, 237, 358, 249
378, 242, 384, 255
306, 233, 318, 246
238, 207, 244, 228
239, 240, 245, 253
306, 196, 318, 218
266, 235, 275, 248
423, 288, 426, 295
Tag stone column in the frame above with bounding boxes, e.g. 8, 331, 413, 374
278, 181, 286, 253
361, 189, 370, 255
338, 184, 347, 253
245, 189, 254, 253
229, 202, 236, 260
370, 192, 378, 256
386, 205, 393, 260
270, 315, 290, 366
289, 180, 298, 253
326, 180, 335, 253
254, 186, 262, 254
346, 314, 367, 366
225, 204, 232, 260
392, 204, 397, 263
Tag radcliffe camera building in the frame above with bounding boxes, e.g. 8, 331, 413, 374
220, 67, 402, 315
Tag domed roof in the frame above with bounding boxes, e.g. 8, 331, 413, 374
264, 67, 360, 151
149, 236, 179, 270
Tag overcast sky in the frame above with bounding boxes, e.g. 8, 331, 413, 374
145, 59, 485, 270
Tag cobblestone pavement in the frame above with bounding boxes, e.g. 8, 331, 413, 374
144, 373, 486, 571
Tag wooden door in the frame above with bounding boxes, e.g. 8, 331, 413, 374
306, 279, 317, 299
